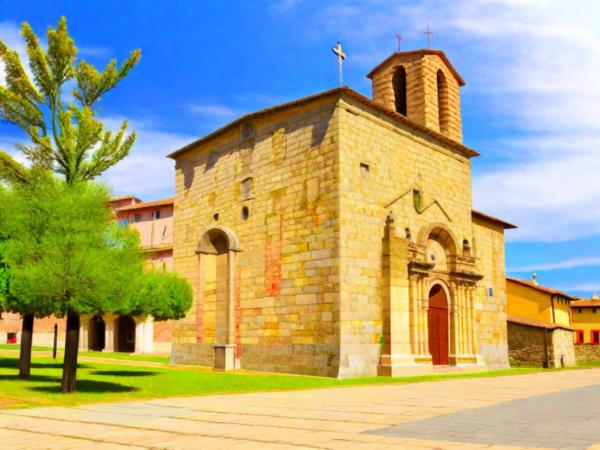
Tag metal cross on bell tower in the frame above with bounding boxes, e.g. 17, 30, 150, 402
424, 23, 433, 49
395, 33, 403, 51
331, 41, 347, 86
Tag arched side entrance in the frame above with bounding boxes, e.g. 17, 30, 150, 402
88, 316, 105, 351
197, 226, 242, 371
428, 284, 449, 365
116, 315, 136, 353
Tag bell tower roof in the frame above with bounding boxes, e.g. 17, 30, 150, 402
366, 49, 465, 86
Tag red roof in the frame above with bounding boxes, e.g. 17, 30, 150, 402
110, 194, 142, 203
507, 277, 578, 301
167, 87, 479, 160
472, 210, 517, 229
507, 314, 573, 331
116, 197, 174, 212
571, 299, 600, 308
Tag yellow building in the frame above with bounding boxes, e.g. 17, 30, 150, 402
506, 277, 576, 367
571, 295, 600, 344
168, 49, 515, 377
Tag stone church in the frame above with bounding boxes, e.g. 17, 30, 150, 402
168, 49, 515, 377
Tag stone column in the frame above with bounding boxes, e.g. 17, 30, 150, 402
135, 318, 144, 354
227, 250, 236, 345
138, 317, 154, 354
105, 316, 114, 352
419, 278, 429, 357
214, 249, 237, 371
79, 317, 89, 351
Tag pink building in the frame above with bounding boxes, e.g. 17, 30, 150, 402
0, 195, 175, 354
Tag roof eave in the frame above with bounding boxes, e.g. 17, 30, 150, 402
366, 49, 466, 86
167, 87, 479, 161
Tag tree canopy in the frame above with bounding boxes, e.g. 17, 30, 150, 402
0, 174, 144, 318
129, 270, 193, 321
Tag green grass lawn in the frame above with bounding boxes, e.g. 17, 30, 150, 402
0, 344, 53, 352
0, 352, 565, 410
0, 344, 169, 363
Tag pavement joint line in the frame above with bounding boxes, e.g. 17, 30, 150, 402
7, 412, 382, 438
76, 403, 405, 426
0, 426, 153, 449
0, 412, 332, 449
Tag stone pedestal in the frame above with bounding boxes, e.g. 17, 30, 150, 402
214, 344, 237, 371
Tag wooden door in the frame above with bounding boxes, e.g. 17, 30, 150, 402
428, 285, 449, 365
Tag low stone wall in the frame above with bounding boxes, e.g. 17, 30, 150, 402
171, 342, 340, 377
507, 322, 547, 367
508, 322, 575, 368
575, 344, 600, 362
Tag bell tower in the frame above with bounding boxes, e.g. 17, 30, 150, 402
367, 50, 465, 143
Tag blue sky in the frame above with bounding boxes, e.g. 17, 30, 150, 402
0, 0, 599, 297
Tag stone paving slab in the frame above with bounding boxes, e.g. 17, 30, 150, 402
2, 369, 600, 449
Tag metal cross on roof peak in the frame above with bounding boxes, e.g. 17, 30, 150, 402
395, 33, 403, 51
332, 41, 347, 86
424, 23, 433, 49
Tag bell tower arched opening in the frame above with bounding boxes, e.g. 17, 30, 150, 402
437, 69, 450, 136
392, 65, 407, 116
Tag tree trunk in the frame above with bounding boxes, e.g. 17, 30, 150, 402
61, 312, 80, 393
18, 313, 34, 378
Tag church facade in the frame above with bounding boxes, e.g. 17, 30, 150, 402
169, 49, 515, 377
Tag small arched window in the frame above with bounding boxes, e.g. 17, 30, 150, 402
437, 70, 449, 135
392, 66, 407, 116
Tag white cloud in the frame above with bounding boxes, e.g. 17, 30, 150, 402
557, 282, 600, 294
0, 21, 29, 86
306, 1, 600, 242
99, 116, 194, 199
187, 104, 238, 118
509, 256, 600, 273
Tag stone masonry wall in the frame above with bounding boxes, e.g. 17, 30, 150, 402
171, 97, 342, 376
575, 344, 600, 362
508, 322, 574, 368
370, 53, 462, 142
336, 96, 490, 376
551, 328, 575, 367
472, 219, 510, 368
507, 321, 547, 367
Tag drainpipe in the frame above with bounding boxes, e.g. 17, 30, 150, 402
550, 295, 556, 324
543, 327, 549, 368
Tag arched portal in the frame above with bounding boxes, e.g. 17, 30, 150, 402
428, 284, 449, 365
116, 315, 136, 353
88, 316, 105, 351
197, 226, 241, 371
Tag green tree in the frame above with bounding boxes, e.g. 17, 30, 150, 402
129, 270, 193, 321
0, 176, 144, 392
0, 17, 140, 184
0, 17, 141, 380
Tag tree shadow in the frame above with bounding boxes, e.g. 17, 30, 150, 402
0, 357, 89, 370
31, 379, 138, 393
91, 370, 158, 377
0, 373, 60, 383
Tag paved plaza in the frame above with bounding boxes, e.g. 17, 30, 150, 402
2, 369, 600, 449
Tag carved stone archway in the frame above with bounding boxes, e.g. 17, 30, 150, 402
197, 226, 241, 371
